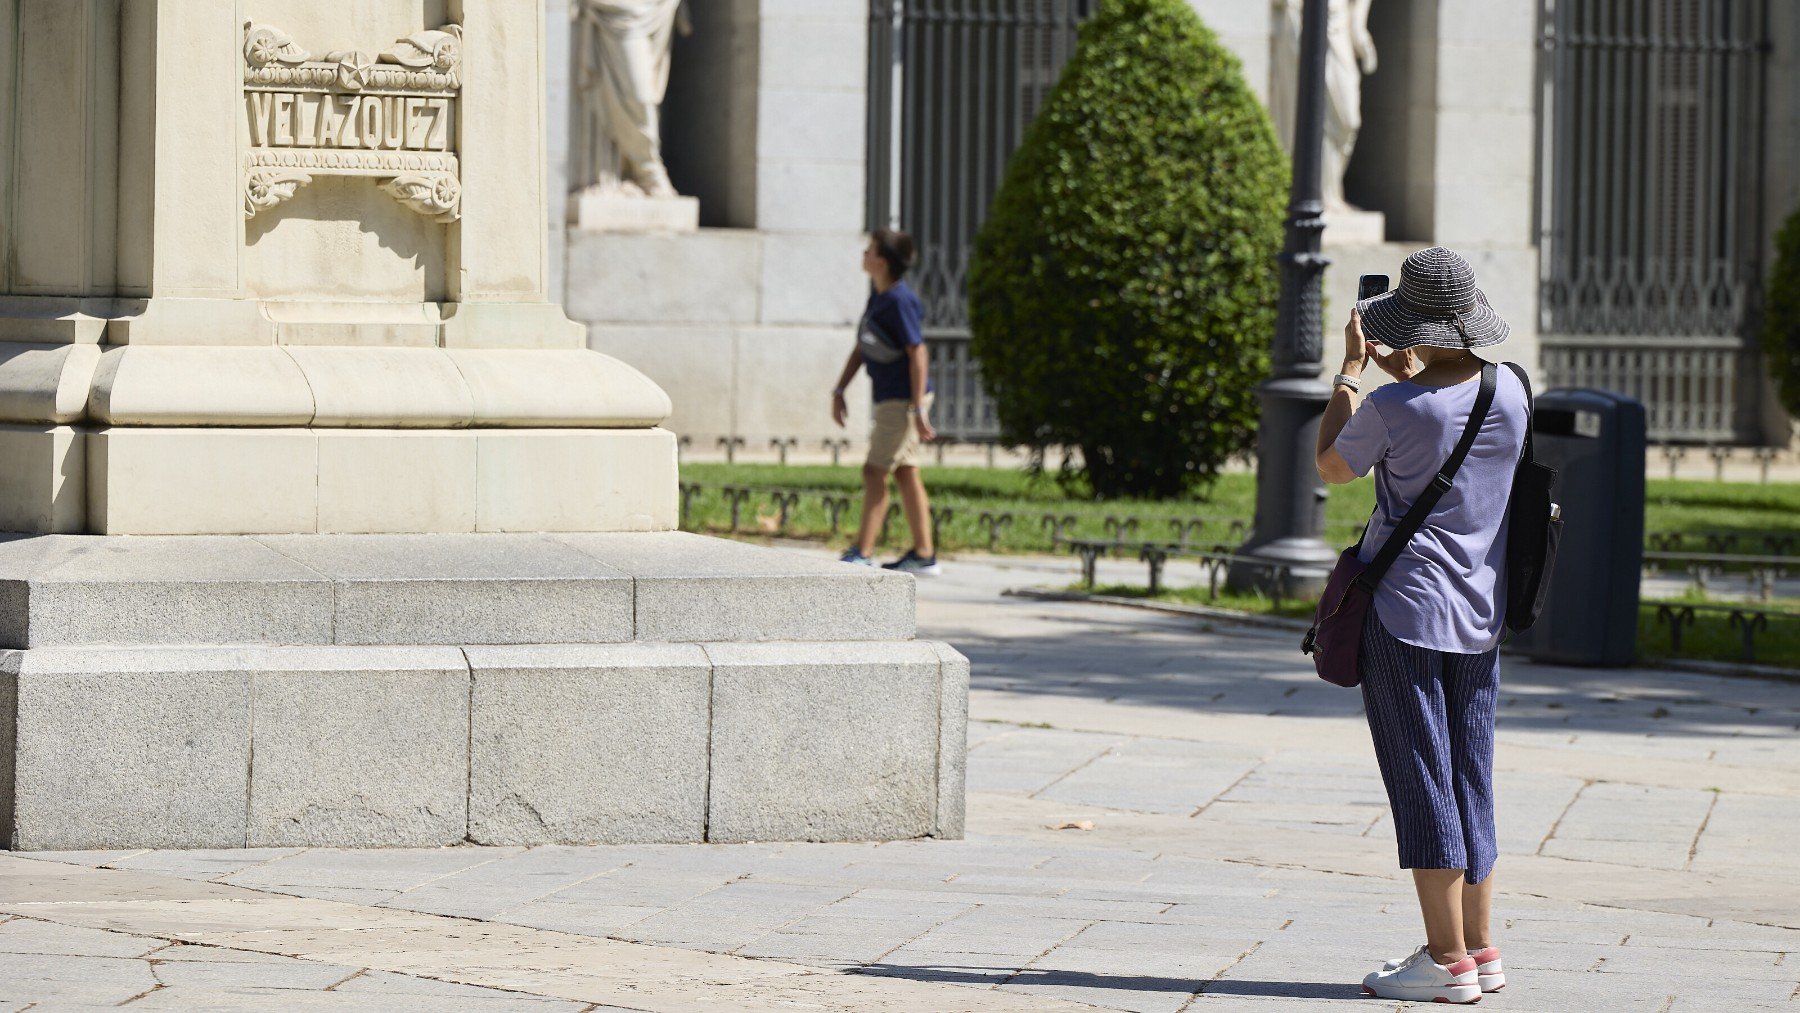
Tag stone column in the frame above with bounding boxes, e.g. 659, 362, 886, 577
1419, 0, 1541, 375
547, 0, 575, 306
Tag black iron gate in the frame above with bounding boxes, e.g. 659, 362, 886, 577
1538, 0, 1772, 444
866, 0, 1095, 441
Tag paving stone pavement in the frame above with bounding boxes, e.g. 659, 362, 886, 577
5, 549, 1799, 1011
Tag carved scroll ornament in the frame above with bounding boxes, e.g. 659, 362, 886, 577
243, 22, 463, 222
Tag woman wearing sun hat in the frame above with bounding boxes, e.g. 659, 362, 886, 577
1314, 247, 1530, 1004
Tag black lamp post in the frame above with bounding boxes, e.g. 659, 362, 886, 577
1230, 0, 1339, 593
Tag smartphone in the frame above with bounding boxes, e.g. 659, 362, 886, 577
1358, 274, 1390, 301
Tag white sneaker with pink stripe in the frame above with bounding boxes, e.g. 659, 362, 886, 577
1384, 944, 1506, 992
1362, 946, 1482, 1004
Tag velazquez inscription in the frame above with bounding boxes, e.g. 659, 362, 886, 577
242, 22, 463, 222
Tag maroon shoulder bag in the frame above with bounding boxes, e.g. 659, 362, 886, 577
1302, 362, 1497, 688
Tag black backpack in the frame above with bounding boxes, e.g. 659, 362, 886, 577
1503, 363, 1562, 632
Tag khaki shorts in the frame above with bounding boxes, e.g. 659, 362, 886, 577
866, 394, 933, 471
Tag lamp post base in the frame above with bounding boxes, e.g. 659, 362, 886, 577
1230, 375, 1340, 598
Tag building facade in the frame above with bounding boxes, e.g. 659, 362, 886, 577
551, 0, 1800, 450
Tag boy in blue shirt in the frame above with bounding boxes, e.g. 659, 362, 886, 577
830, 229, 940, 575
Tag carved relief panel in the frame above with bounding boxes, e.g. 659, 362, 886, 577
242, 21, 463, 223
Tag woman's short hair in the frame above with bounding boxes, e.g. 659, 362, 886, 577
870, 228, 918, 280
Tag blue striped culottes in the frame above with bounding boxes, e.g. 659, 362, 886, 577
1358, 609, 1500, 885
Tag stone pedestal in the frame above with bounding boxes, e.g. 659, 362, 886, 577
570, 191, 701, 234
1323, 208, 1388, 246
0, 1, 967, 849
0, 533, 967, 850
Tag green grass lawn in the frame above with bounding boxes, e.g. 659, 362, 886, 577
1643, 479, 1800, 542
680, 461, 1800, 555
681, 461, 1800, 671
679, 463, 1375, 553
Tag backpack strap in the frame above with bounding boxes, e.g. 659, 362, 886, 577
1353, 362, 1498, 593
1505, 361, 1535, 465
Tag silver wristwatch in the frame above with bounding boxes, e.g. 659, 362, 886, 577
1332, 373, 1362, 393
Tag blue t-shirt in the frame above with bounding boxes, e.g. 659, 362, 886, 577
858, 282, 932, 403
1333, 368, 1529, 654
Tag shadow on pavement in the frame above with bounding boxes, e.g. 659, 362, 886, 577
853, 963, 1362, 1000
940, 599, 1800, 740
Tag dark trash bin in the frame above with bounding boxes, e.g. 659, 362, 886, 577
1510, 388, 1647, 666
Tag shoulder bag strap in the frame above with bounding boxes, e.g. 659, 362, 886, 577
1353, 362, 1498, 592
1505, 361, 1535, 465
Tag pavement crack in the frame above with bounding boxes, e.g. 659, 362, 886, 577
324, 967, 370, 991
1361, 811, 1386, 838
116, 980, 167, 1006
490, 859, 638, 920
1028, 742, 1119, 800
209, 847, 312, 884
382, 851, 519, 903
1537, 779, 1593, 855
94, 851, 151, 870
867, 898, 980, 965
1683, 789, 1721, 871
1189, 762, 1261, 819
1182, 939, 1262, 1010
994, 919, 1098, 989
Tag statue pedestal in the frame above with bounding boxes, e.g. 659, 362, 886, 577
570, 191, 700, 234
0, 1, 966, 851
0, 533, 967, 849
1323, 208, 1387, 246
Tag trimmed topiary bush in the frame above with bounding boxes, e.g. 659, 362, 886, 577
1766, 205, 1800, 420
968, 0, 1288, 499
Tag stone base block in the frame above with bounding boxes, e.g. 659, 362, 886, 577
0, 531, 906, 648
0, 532, 963, 849
467, 643, 714, 845
83, 426, 678, 535
705, 642, 943, 843
0, 646, 471, 851
0, 637, 968, 850
0, 426, 85, 534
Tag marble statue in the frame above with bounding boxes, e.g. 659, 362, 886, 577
1271, 0, 1378, 212
572, 0, 690, 199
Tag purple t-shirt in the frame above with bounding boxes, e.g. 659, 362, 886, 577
1333, 367, 1529, 654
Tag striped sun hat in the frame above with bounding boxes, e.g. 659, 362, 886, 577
1355, 247, 1510, 350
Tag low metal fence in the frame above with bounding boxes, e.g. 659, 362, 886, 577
681, 429, 1797, 481
1651, 602, 1799, 665
675, 482, 1357, 552
1064, 538, 1297, 607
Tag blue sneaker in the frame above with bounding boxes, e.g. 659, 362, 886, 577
839, 548, 875, 566
882, 549, 942, 577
